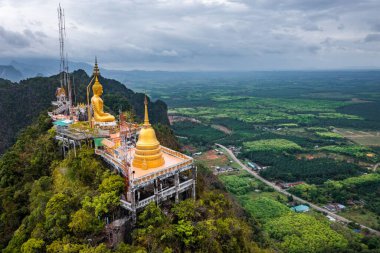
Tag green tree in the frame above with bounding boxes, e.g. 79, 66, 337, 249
242, 197, 290, 223
46, 240, 86, 253
266, 213, 348, 253
21, 238, 45, 253
68, 209, 102, 236
172, 199, 197, 221
81, 174, 124, 217
79, 243, 111, 253
138, 202, 168, 228
44, 193, 73, 239
98, 174, 124, 194
175, 220, 196, 248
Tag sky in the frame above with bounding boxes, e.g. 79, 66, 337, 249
0, 0, 379, 71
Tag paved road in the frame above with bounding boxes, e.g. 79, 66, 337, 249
216, 143, 380, 236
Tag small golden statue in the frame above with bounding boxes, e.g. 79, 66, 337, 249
91, 76, 115, 122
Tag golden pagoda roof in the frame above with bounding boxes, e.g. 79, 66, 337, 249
132, 95, 165, 170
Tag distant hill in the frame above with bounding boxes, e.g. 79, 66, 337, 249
0, 57, 255, 84
9, 59, 93, 78
0, 69, 169, 154
0, 65, 23, 82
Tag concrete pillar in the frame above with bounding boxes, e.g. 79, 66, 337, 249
73, 141, 77, 157
192, 165, 197, 200
175, 172, 179, 203
131, 189, 137, 224
154, 179, 159, 204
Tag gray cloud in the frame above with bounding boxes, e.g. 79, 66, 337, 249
0, 0, 379, 70
364, 34, 380, 42
372, 24, 380, 32
0, 26, 30, 47
302, 23, 323, 32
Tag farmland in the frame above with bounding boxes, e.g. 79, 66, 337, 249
335, 128, 380, 146
128, 70, 380, 234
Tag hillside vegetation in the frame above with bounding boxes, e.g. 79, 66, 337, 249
0, 113, 272, 252
218, 170, 380, 253
0, 70, 169, 154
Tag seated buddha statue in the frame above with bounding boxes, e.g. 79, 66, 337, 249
91, 76, 115, 122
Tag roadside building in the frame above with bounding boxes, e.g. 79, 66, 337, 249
278, 181, 305, 189
326, 215, 336, 222
291, 205, 310, 213
323, 203, 346, 212
214, 166, 234, 174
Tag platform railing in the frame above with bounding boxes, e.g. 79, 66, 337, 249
179, 179, 194, 190
132, 159, 193, 185
95, 144, 194, 186
120, 199, 132, 210
120, 179, 194, 211
96, 149, 128, 177
136, 195, 155, 209
161, 146, 193, 160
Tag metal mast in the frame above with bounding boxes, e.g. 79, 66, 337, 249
57, 4, 71, 108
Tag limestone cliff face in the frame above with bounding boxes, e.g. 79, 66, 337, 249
0, 69, 170, 154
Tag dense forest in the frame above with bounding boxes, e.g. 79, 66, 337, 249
0, 114, 271, 252
0, 70, 169, 154
258, 156, 365, 184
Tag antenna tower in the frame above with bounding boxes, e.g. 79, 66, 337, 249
57, 4, 72, 107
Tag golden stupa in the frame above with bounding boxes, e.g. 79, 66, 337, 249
132, 96, 165, 170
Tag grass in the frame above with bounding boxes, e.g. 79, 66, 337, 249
316, 132, 344, 139
335, 128, 380, 146
319, 145, 376, 160
340, 208, 380, 229
243, 139, 302, 152
246, 190, 287, 202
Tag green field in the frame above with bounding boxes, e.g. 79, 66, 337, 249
243, 139, 302, 152
132, 70, 380, 238
341, 209, 380, 229
335, 128, 380, 146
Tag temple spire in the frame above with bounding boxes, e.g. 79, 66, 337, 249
144, 94, 150, 126
93, 56, 100, 77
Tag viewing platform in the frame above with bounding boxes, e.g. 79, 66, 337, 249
96, 144, 196, 215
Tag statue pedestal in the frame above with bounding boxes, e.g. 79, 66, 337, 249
94, 121, 118, 132
94, 121, 117, 127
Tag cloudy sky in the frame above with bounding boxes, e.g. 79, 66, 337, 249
0, 0, 379, 70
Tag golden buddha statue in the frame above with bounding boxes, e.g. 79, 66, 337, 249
91, 76, 115, 122
132, 96, 165, 169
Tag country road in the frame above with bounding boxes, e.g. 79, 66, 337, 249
215, 143, 380, 236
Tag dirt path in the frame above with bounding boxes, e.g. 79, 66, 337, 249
211, 124, 232, 135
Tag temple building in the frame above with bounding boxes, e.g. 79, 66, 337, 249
95, 94, 195, 222
49, 59, 196, 222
